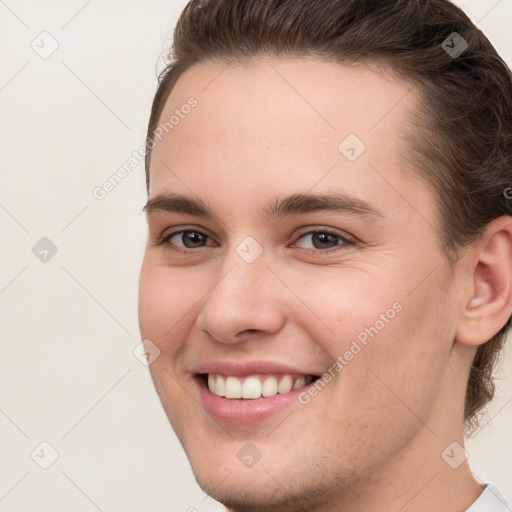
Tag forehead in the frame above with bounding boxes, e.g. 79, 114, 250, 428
147, 57, 431, 222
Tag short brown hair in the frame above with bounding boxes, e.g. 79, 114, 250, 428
145, 0, 512, 432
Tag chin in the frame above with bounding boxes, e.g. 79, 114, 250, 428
186, 446, 342, 512
192, 469, 323, 512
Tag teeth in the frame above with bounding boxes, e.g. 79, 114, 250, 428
262, 377, 278, 397
292, 376, 306, 390
208, 374, 216, 393
277, 375, 293, 394
242, 377, 261, 399
224, 376, 242, 399
214, 374, 225, 397
209, 374, 225, 397
206, 373, 312, 399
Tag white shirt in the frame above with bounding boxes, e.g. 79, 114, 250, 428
466, 484, 511, 512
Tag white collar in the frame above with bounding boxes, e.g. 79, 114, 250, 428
466, 484, 511, 512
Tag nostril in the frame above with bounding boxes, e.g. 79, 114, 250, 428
237, 329, 259, 336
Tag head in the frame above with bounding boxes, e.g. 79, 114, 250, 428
138, 0, 512, 509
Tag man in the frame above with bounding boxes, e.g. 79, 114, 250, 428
138, 0, 512, 510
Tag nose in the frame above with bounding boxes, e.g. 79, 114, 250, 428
195, 249, 287, 344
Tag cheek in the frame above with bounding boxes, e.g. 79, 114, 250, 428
301, 264, 453, 420
138, 262, 200, 349
296, 266, 401, 350
138, 261, 200, 438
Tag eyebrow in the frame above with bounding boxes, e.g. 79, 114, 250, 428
143, 192, 384, 220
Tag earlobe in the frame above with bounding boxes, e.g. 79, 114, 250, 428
467, 297, 485, 309
456, 217, 512, 347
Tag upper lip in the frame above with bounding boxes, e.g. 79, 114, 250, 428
191, 360, 322, 377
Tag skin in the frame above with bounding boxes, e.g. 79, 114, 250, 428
138, 57, 512, 511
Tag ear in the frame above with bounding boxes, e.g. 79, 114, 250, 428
456, 216, 512, 347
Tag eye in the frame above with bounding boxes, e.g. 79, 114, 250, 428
292, 229, 354, 253
156, 227, 354, 255
157, 229, 216, 252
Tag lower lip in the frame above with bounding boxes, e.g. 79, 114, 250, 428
194, 376, 309, 424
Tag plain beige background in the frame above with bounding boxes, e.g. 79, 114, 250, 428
0, 1, 511, 510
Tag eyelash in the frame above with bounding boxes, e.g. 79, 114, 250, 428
155, 228, 355, 256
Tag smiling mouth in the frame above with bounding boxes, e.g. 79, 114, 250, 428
200, 373, 321, 399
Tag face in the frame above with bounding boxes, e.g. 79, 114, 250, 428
138, 58, 464, 510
